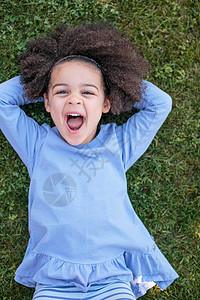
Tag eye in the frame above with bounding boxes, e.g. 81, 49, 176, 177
82, 91, 94, 95
56, 90, 68, 95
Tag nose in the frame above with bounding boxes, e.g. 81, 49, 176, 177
68, 94, 82, 105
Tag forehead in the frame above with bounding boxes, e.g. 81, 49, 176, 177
52, 60, 102, 80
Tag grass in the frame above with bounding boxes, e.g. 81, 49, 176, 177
0, 0, 199, 299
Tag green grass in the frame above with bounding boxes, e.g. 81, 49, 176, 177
0, 0, 199, 299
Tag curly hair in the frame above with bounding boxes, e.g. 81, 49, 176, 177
19, 22, 149, 115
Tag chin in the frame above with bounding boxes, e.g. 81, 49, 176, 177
64, 137, 85, 146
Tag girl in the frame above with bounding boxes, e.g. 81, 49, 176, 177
0, 22, 178, 299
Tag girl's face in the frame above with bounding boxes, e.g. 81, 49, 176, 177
44, 61, 111, 146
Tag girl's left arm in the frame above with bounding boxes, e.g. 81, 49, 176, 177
0, 76, 46, 175
119, 80, 172, 171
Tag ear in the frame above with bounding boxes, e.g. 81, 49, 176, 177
102, 96, 111, 114
43, 93, 51, 113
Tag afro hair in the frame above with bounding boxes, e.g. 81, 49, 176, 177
19, 22, 149, 115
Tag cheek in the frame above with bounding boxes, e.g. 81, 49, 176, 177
91, 106, 104, 125
51, 105, 63, 119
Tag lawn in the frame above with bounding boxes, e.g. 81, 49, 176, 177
0, 0, 199, 299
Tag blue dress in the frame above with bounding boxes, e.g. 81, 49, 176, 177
0, 77, 178, 298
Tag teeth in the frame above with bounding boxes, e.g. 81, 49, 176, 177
68, 113, 81, 117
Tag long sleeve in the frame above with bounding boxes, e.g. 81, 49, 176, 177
0, 76, 47, 175
117, 80, 172, 171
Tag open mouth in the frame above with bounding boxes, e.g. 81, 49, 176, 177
66, 113, 84, 131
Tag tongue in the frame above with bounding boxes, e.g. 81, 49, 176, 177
67, 117, 83, 130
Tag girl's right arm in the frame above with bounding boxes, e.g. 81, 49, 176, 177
0, 76, 46, 174
117, 81, 172, 172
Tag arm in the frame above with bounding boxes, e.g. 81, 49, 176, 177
0, 76, 47, 174
118, 80, 172, 171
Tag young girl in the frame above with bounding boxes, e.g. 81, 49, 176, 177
0, 22, 178, 299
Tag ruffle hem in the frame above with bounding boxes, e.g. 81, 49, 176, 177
15, 248, 178, 299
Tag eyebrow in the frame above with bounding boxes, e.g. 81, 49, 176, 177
52, 83, 99, 91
